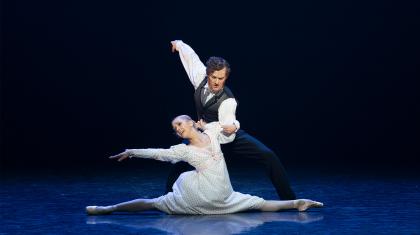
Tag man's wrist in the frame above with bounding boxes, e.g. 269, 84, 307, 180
233, 121, 240, 132
175, 40, 183, 51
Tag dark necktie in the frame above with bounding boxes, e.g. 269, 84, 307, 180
201, 88, 210, 105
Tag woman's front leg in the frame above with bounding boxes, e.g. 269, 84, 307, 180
86, 198, 158, 215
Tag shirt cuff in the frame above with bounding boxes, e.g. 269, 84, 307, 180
233, 120, 240, 132
175, 40, 184, 50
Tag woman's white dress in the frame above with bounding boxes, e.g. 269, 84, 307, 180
128, 123, 265, 215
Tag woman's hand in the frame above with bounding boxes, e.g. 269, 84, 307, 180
195, 119, 207, 130
109, 150, 131, 162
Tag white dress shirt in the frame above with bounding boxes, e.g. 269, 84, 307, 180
175, 40, 240, 134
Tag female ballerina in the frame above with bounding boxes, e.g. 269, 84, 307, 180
86, 115, 323, 215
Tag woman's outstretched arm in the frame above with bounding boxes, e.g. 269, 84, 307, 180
109, 144, 188, 164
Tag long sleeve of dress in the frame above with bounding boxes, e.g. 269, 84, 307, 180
204, 122, 236, 144
175, 40, 207, 89
127, 144, 188, 164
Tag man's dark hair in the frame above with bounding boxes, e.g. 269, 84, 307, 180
206, 56, 231, 77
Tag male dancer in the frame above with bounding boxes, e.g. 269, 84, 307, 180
167, 40, 296, 200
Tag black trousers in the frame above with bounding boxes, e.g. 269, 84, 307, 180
165, 130, 296, 200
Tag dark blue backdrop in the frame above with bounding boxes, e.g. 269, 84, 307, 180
1, 0, 419, 172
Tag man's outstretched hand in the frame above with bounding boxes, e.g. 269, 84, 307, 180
171, 40, 180, 53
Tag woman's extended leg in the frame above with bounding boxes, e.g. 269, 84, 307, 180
260, 199, 323, 212
86, 198, 158, 215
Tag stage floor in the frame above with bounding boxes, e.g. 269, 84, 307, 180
1, 166, 419, 234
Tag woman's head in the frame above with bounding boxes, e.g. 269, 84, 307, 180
172, 115, 195, 139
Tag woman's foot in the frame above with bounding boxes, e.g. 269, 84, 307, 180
295, 199, 323, 211
86, 206, 114, 215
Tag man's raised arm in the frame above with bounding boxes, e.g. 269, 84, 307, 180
171, 40, 207, 89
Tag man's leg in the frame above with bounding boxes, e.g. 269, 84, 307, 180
165, 162, 194, 193
223, 130, 296, 200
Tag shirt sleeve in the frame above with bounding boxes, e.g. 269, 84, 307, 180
127, 144, 188, 164
218, 98, 240, 131
175, 40, 207, 89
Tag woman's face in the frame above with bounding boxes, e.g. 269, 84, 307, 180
172, 118, 193, 139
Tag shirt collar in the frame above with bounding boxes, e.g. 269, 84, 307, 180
203, 83, 223, 95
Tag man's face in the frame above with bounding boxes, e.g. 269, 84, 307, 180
207, 67, 227, 93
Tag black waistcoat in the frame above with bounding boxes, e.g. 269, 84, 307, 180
194, 78, 235, 123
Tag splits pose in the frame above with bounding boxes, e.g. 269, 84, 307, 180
86, 115, 322, 215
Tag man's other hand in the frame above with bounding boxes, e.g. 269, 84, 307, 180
171, 40, 180, 53
222, 124, 237, 135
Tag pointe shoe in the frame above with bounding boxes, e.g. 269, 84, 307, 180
314, 201, 324, 207
86, 206, 113, 215
296, 199, 324, 212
